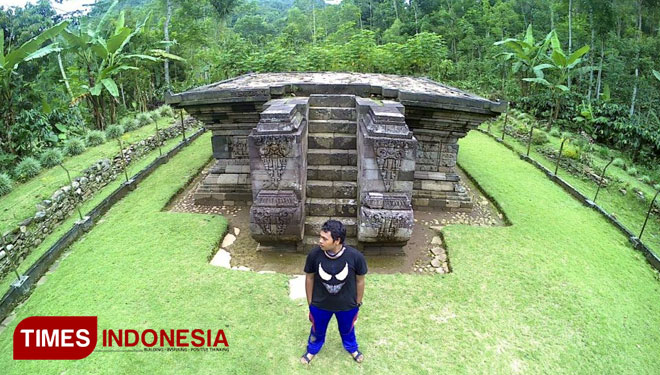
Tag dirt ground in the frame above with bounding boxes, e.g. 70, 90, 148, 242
168, 161, 506, 275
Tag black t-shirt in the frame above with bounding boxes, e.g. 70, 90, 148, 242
304, 245, 368, 311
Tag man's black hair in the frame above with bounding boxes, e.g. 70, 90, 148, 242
321, 219, 346, 244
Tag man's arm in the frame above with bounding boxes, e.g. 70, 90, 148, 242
305, 273, 315, 306
356, 274, 365, 305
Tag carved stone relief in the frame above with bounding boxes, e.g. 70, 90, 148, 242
230, 137, 249, 159
362, 209, 413, 240
253, 207, 296, 235
253, 135, 293, 187
373, 139, 408, 192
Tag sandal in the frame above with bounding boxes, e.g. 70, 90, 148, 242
351, 350, 364, 363
301, 352, 314, 364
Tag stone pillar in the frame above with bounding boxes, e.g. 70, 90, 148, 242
355, 98, 417, 251
248, 98, 309, 247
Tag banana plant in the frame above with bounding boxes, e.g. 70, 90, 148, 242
60, 0, 180, 128
0, 20, 69, 153
523, 30, 592, 128
494, 24, 553, 96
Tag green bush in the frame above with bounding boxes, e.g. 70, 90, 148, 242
654, 184, 660, 191
137, 112, 151, 127
39, 148, 64, 168
640, 175, 651, 184
531, 130, 549, 145
106, 124, 125, 139
14, 157, 42, 181
597, 146, 610, 159
627, 167, 638, 177
561, 146, 580, 160
64, 138, 86, 156
159, 105, 174, 117
0, 173, 12, 196
149, 110, 161, 122
121, 117, 139, 131
85, 130, 106, 146
549, 128, 561, 137
612, 158, 625, 168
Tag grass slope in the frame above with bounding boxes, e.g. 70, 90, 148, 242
0, 132, 197, 294
0, 131, 659, 374
0, 116, 176, 233
484, 119, 660, 253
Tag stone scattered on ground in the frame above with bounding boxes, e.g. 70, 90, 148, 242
431, 236, 443, 245
289, 275, 306, 300
234, 227, 240, 236
210, 249, 232, 268
221, 233, 236, 248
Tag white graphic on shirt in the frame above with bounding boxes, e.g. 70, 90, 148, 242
318, 262, 349, 294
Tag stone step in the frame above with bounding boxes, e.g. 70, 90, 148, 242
302, 235, 359, 252
307, 165, 357, 182
305, 197, 357, 217
413, 171, 459, 182
308, 95, 356, 108
413, 180, 458, 192
412, 197, 473, 211
307, 149, 357, 166
306, 180, 357, 199
309, 107, 357, 121
308, 133, 357, 150
309, 120, 357, 134
304, 216, 357, 238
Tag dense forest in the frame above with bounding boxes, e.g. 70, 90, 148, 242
1, 0, 660, 180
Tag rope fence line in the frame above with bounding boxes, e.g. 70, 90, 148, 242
479, 127, 660, 273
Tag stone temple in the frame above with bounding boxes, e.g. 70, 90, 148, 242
167, 72, 505, 253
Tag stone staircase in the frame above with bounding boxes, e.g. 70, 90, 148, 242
303, 95, 359, 251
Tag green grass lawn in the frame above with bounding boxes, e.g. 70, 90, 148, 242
1, 131, 659, 374
483, 118, 660, 254
0, 116, 179, 234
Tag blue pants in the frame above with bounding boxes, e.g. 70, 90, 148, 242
307, 304, 360, 355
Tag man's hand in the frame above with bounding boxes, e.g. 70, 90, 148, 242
305, 273, 315, 306
356, 274, 365, 305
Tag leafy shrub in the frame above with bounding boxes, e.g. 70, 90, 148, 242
640, 175, 651, 184
612, 158, 625, 168
159, 105, 174, 117
627, 167, 638, 177
0, 153, 17, 173
0, 173, 12, 196
597, 146, 610, 159
106, 124, 125, 139
39, 149, 63, 168
654, 184, 660, 191
14, 157, 42, 181
549, 128, 561, 138
85, 130, 106, 146
137, 112, 151, 127
120, 117, 139, 131
64, 138, 86, 156
149, 110, 161, 122
561, 146, 580, 160
531, 131, 549, 145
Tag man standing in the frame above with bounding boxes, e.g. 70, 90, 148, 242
301, 219, 367, 365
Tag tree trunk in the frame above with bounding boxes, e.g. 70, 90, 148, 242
392, 0, 399, 20
568, 0, 573, 90
164, 0, 172, 92
596, 39, 604, 99
588, 11, 595, 102
630, 1, 642, 117
57, 52, 74, 100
